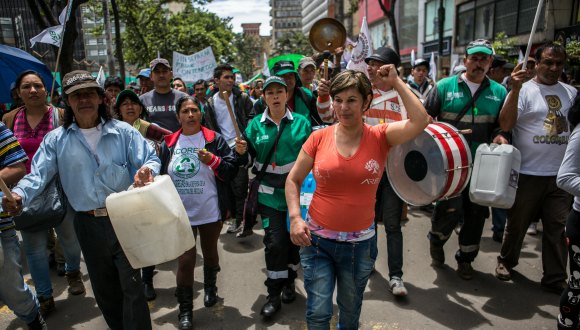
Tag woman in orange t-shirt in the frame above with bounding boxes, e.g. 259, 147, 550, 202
285, 68, 428, 329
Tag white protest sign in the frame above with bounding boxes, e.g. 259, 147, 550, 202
173, 47, 217, 83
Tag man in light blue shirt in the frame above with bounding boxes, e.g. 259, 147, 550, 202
3, 70, 160, 330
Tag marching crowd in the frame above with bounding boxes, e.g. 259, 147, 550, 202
0, 36, 579, 330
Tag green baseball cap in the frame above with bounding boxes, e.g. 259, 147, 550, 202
466, 39, 493, 55
262, 76, 287, 91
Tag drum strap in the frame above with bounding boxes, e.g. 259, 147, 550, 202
452, 78, 490, 126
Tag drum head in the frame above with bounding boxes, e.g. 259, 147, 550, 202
387, 130, 448, 206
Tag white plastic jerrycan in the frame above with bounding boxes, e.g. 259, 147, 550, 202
469, 143, 521, 209
106, 175, 195, 269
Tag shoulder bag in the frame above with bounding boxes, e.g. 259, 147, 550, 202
237, 120, 287, 237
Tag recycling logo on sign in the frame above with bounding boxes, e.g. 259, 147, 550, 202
172, 154, 200, 179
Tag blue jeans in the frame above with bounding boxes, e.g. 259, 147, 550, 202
21, 207, 81, 298
492, 208, 507, 234
375, 176, 404, 278
301, 234, 377, 330
0, 228, 40, 324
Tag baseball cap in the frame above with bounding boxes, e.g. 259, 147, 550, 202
271, 60, 302, 87
115, 89, 142, 109
137, 68, 151, 79
413, 59, 430, 70
263, 76, 287, 91
298, 57, 316, 70
466, 39, 493, 55
491, 56, 508, 69
365, 47, 401, 67
62, 70, 101, 95
150, 58, 171, 71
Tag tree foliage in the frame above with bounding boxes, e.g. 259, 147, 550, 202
565, 38, 580, 64
119, 0, 235, 68
492, 31, 518, 62
273, 32, 313, 57
230, 34, 263, 80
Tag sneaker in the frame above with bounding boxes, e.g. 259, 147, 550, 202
226, 221, 242, 234
495, 261, 511, 281
388, 277, 408, 297
429, 242, 445, 267
527, 223, 538, 235
236, 227, 253, 238
66, 270, 86, 295
38, 296, 55, 318
456, 262, 474, 280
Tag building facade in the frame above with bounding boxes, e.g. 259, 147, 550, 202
270, 0, 303, 45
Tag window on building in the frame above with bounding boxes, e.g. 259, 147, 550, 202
98, 49, 106, 56
0, 17, 15, 46
400, 0, 419, 50
424, 0, 454, 43
88, 38, 97, 45
456, 0, 544, 46
89, 50, 99, 56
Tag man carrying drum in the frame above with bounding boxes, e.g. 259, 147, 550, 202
424, 39, 510, 280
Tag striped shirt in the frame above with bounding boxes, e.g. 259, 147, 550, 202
364, 87, 407, 126
0, 122, 28, 231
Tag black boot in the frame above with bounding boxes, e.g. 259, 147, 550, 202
260, 294, 281, 317
281, 281, 296, 303
175, 286, 193, 330
203, 265, 220, 307
27, 312, 47, 330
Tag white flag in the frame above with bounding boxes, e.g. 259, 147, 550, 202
96, 66, 106, 88
411, 49, 416, 65
347, 17, 373, 76
429, 52, 437, 83
261, 53, 270, 78
30, 25, 64, 48
58, 6, 69, 25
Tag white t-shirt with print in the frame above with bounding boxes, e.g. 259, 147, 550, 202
513, 79, 577, 176
168, 132, 220, 226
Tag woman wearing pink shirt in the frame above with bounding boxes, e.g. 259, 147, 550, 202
286, 68, 429, 329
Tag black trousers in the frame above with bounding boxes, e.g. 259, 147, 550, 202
258, 203, 300, 296
74, 213, 151, 330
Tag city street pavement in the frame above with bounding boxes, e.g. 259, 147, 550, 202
1, 208, 560, 329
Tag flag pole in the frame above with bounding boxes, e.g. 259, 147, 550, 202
50, 0, 73, 102
522, 0, 544, 69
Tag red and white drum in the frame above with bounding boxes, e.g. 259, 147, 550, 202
386, 122, 472, 206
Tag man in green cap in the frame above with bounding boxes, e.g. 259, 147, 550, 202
424, 38, 509, 280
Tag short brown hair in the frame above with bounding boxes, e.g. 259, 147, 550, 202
330, 70, 373, 110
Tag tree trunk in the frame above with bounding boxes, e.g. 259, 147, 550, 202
102, 0, 116, 76
111, 0, 126, 82
378, 0, 399, 54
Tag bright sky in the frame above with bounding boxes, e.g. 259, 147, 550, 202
202, 0, 272, 36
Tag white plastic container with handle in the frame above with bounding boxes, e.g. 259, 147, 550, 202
469, 143, 521, 209
106, 175, 195, 269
